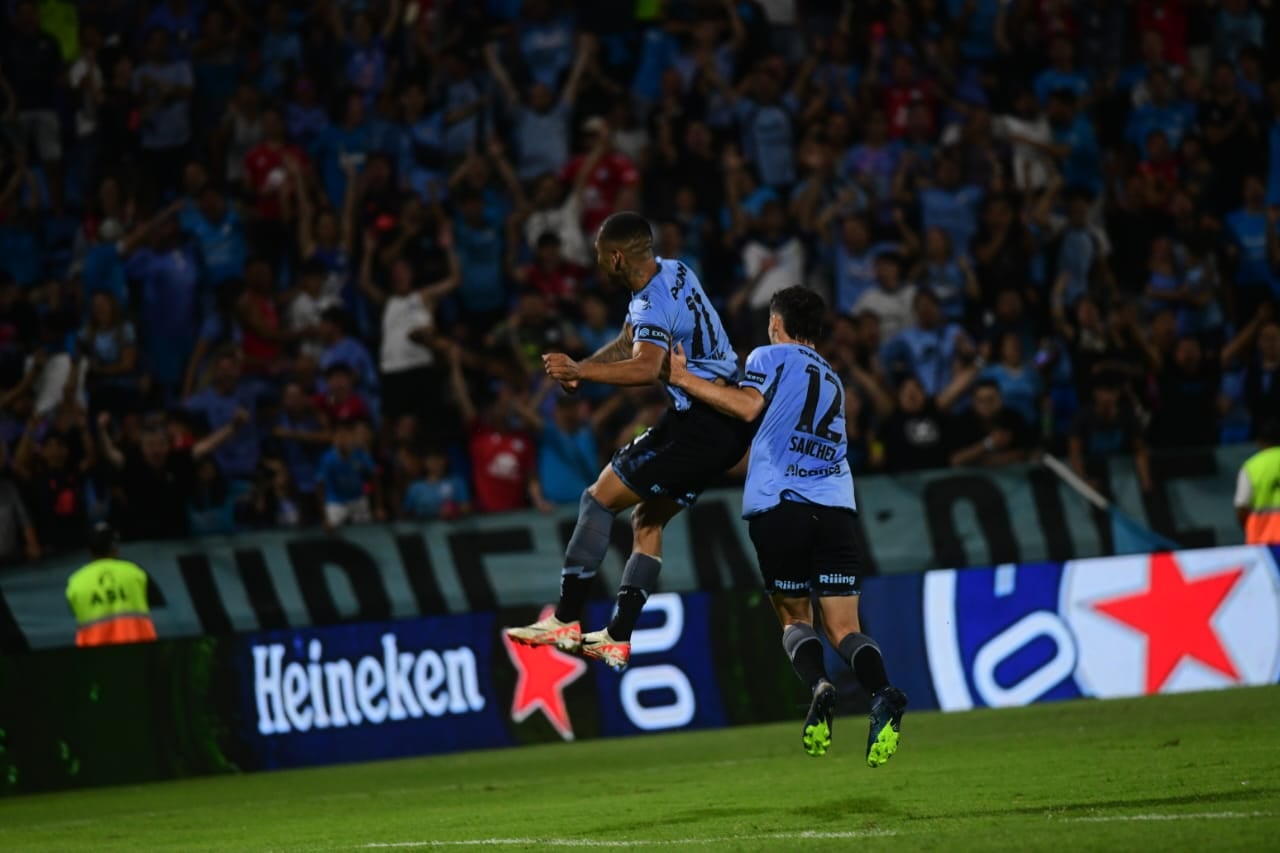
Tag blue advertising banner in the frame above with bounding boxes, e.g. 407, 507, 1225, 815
919, 546, 1280, 711
586, 593, 726, 738
239, 614, 510, 769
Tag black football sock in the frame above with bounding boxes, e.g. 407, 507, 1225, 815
553, 491, 616, 623
606, 553, 662, 641
838, 631, 889, 694
781, 622, 828, 691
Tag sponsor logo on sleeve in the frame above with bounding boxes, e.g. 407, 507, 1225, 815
745, 370, 767, 385
635, 326, 671, 344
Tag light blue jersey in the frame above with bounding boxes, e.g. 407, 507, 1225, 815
627, 257, 738, 410
739, 344, 856, 518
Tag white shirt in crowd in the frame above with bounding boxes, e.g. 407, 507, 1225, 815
742, 237, 806, 310
25, 353, 88, 417
68, 56, 103, 138
854, 283, 919, 342
524, 195, 589, 267
288, 290, 340, 360
380, 292, 435, 374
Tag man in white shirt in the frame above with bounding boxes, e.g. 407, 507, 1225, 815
853, 252, 917, 341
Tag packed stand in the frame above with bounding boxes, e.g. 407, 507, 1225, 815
1, 0, 1279, 565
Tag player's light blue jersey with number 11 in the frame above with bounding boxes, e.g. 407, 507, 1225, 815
627, 258, 739, 411
739, 343, 857, 518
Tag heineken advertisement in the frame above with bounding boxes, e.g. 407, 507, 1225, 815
0, 446, 1249, 652
6, 541, 1277, 796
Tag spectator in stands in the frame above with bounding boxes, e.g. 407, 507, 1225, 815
1152, 335, 1222, 448
360, 229, 457, 423
237, 455, 302, 530
318, 418, 380, 529
183, 348, 259, 481
448, 346, 550, 514
1069, 381, 1152, 492
854, 252, 917, 341
402, 447, 472, 521
0, 435, 39, 565
12, 410, 93, 555
1, 0, 66, 210
317, 307, 378, 401
948, 379, 1034, 468
314, 362, 370, 425
271, 381, 328, 521
525, 386, 619, 506
980, 332, 1046, 429
733, 199, 806, 344
6, 0, 1280, 563
97, 409, 238, 541
79, 291, 140, 418
883, 288, 973, 400
487, 290, 582, 379
120, 201, 200, 396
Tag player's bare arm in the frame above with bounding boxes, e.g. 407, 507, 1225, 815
668, 343, 764, 422
544, 331, 666, 387
581, 323, 635, 365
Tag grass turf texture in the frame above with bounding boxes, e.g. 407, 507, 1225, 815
2, 686, 1277, 852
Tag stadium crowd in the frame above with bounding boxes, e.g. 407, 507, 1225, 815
1, 0, 1280, 564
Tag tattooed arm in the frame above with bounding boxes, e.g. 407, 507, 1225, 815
582, 324, 635, 365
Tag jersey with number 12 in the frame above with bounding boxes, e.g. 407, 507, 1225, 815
626, 257, 738, 411
739, 343, 857, 517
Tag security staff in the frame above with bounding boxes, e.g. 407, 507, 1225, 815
66, 523, 157, 647
1234, 419, 1280, 545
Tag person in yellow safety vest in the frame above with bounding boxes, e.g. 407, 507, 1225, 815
66, 523, 157, 647
1234, 419, 1280, 545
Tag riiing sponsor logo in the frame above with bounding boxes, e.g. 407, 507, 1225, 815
253, 634, 486, 735
819, 573, 859, 587
788, 435, 839, 461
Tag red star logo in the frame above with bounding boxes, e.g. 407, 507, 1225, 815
1092, 553, 1245, 693
501, 607, 587, 741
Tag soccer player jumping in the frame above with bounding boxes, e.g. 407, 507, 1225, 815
669, 285, 907, 766
505, 212, 751, 672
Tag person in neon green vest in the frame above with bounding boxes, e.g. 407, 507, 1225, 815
65, 523, 157, 647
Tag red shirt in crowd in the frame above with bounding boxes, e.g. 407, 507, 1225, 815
244, 142, 309, 220
468, 422, 534, 513
523, 261, 587, 303
1136, 0, 1189, 65
561, 151, 639, 236
883, 84, 933, 139
314, 390, 370, 424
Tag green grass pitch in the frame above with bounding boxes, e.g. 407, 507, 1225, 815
2, 686, 1277, 851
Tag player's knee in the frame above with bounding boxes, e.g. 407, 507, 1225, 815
589, 470, 637, 513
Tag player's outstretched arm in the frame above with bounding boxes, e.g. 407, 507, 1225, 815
581, 324, 636, 366
667, 344, 764, 422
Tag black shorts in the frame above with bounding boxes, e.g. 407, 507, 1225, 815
611, 401, 752, 507
748, 500, 863, 597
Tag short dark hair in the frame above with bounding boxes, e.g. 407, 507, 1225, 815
973, 378, 1002, 396
769, 286, 826, 343
321, 306, 349, 331
597, 212, 654, 257
1260, 418, 1280, 445
299, 258, 328, 279
88, 523, 119, 559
